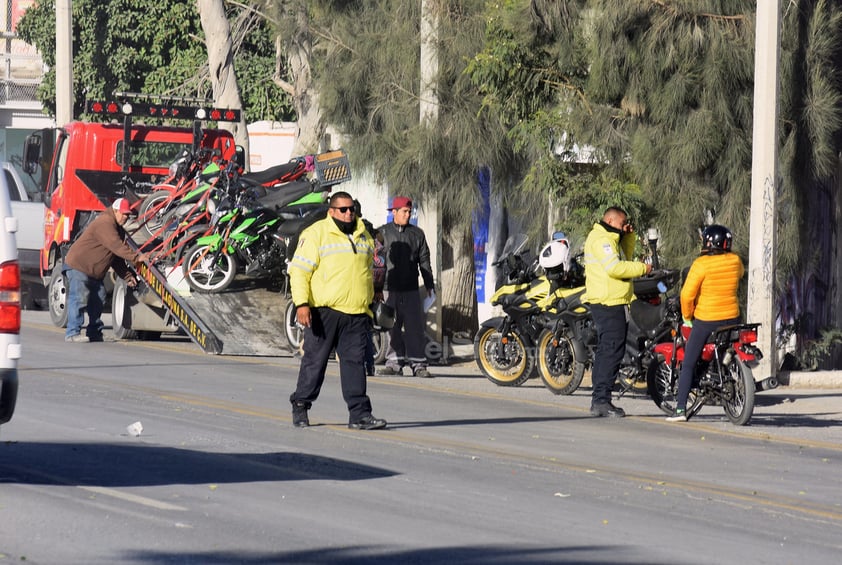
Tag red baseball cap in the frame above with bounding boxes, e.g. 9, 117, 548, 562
389, 196, 413, 210
112, 198, 135, 215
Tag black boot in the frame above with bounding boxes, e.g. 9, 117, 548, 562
292, 401, 311, 427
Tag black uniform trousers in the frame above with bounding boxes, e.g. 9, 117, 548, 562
290, 307, 373, 422
589, 303, 629, 405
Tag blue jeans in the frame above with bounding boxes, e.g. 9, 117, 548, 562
65, 268, 106, 339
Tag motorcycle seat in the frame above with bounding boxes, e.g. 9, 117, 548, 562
256, 180, 316, 211
241, 160, 306, 186
276, 212, 325, 237
278, 202, 329, 219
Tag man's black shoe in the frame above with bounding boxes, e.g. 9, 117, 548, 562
348, 415, 387, 430
292, 402, 310, 428
590, 402, 625, 418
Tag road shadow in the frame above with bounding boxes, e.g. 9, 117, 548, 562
124, 545, 667, 565
744, 413, 842, 429
0, 442, 396, 487
385, 414, 594, 429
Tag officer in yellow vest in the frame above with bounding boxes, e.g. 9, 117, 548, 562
288, 191, 387, 430
583, 206, 651, 417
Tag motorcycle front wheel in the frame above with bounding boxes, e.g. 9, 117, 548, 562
283, 299, 304, 354
473, 325, 534, 386
536, 329, 585, 395
720, 358, 756, 426
182, 243, 237, 293
372, 329, 389, 364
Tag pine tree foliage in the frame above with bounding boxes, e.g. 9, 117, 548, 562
581, 1, 760, 266
467, 0, 596, 243
581, 0, 842, 303
467, 0, 842, 344
288, 0, 518, 225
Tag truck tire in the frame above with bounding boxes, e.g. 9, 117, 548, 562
111, 278, 139, 340
111, 278, 163, 341
48, 266, 68, 328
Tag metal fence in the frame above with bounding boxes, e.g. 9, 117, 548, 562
1, 0, 43, 105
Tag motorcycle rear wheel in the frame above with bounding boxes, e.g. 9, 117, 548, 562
536, 329, 585, 395
182, 243, 237, 293
720, 358, 756, 426
139, 190, 174, 238
647, 356, 701, 416
473, 326, 534, 386
616, 365, 649, 395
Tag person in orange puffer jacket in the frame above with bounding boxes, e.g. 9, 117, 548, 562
666, 224, 744, 422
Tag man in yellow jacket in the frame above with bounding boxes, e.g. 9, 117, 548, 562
583, 207, 651, 417
288, 191, 387, 430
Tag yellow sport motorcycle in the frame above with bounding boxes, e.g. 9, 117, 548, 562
474, 235, 584, 386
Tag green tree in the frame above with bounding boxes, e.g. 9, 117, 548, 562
17, 0, 292, 123
470, 1, 842, 349
263, 0, 520, 333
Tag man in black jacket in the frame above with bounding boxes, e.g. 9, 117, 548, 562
376, 196, 435, 378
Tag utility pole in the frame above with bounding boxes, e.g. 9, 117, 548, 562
419, 0, 443, 348
55, 0, 73, 126
747, 1, 781, 380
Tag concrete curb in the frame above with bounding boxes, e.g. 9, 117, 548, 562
778, 370, 842, 388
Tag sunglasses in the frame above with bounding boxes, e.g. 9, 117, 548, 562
331, 206, 356, 214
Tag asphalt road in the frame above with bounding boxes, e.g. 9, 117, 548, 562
1, 311, 841, 564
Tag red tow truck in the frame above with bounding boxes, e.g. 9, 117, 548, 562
23, 95, 246, 345
24, 94, 352, 355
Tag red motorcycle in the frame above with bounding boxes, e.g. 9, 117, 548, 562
646, 297, 764, 426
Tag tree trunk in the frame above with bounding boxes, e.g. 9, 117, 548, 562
197, 0, 249, 155
440, 219, 477, 338
273, 3, 325, 155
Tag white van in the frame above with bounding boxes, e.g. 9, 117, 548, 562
0, 169, 21, 427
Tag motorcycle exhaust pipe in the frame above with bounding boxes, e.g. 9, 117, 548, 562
755, 376, 779, 392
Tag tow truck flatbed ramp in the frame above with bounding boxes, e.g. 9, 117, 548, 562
179, 280, 290, 356
135, 262, 292, 356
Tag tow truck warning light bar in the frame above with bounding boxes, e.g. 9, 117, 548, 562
87, 100, 241, 123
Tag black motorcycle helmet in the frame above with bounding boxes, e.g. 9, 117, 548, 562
701, 224, 733, 253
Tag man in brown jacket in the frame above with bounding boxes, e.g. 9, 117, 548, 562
64, 198, 149, 342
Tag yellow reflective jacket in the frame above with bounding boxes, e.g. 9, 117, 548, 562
289, 215, 375, 315
680, 251, 744, 322
583, 222, 648, 306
